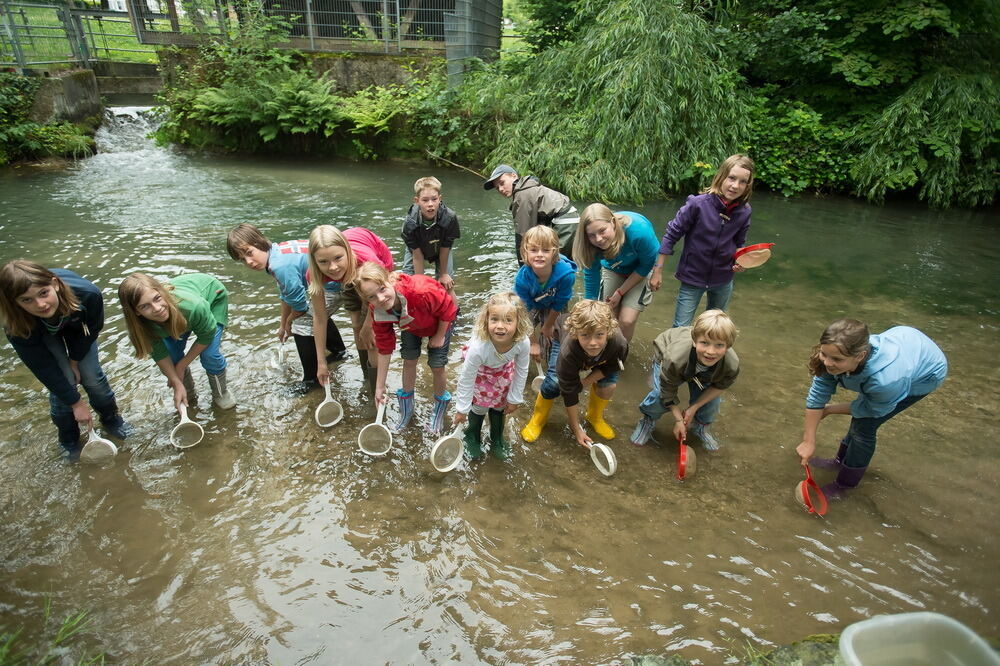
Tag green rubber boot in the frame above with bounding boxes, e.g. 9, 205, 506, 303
489, 408, 510, 460
463, 411, 486, 459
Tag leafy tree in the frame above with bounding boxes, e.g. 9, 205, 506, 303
710, 0, 999, 205
469, 0, 749, 202
516, 0, 598, 52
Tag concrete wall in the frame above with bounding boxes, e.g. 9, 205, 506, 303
158, 48, 444, 94
28, 70, 102, 124
307, 53, 444, 93
92, 61, 163, 96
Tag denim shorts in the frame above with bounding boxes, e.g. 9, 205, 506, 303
399, 322, 454, 367
596, 369, 620, 387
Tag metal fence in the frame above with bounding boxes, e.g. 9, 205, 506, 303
2, 0, 499, 72
127, 0, 454, 53
445, 0, 499, 86
1, 0, 159, 69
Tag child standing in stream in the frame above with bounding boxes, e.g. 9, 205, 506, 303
226, 223, 347, 385
452, 292, 531, 460
118, 272, 235, 411
650, 154, 755, 326
1, 260, 133, 454
306, 225, 395, 388
355, 261, 459, 435
522, 299, 628, 449
796, 319, 947, 499
401, 176, 460, 292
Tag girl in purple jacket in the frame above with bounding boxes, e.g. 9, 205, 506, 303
649, 154, 755, 327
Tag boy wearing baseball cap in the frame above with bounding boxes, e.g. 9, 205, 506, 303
484, 164, 577, 263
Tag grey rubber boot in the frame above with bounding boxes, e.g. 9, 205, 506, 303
690, 420, 721, 451
630, 415, 655, 446
208, 369, 236, 409
182, 367, 198, 405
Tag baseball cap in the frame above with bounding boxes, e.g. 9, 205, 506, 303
483, 164, 516, 190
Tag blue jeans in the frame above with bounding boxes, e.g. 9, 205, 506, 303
673, 280, 734, 327
842, 393, 928, 468
44, 337, 117, 445
539, 334, 562, 400
163, 324, 227, 375
638, 361, 720, 425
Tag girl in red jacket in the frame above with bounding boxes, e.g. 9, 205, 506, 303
355, 261, 459, 434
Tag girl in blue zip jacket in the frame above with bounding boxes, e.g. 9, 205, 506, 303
515, 226, 579, 433
514, 225, 578, 361
795, 319, 948, 499
0, 260, 132, 453
573, 203, 659, 342
649, 154, 755, 327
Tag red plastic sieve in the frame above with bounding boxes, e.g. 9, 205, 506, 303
795, 464, 828, 516
676, 435, 697, 480
733, 242, 775, 269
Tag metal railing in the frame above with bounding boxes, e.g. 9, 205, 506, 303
2, 0, 497, 72
1, 0, 159, 68
129, 0, 452, 53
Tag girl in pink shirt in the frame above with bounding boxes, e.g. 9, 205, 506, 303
306, 225, 394, 387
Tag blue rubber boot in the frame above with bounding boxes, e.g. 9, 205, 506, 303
630, 415, 655, 446
391, 389, 415, 433
690, 420, 721, 451
426, 391, 451, 435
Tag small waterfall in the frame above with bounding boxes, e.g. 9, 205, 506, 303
94, 106, 163, 154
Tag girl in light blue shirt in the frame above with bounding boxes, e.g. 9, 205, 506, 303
795, 319, 948, 499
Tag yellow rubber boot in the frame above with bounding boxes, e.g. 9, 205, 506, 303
521, 394, 554, 443
586, 392, 615, 439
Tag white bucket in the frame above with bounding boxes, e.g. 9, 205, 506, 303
839, 612, 1000, 666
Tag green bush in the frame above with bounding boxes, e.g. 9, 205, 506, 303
151, 0, 996, 207
450, 0, 750, 203
747, 94, 856, 196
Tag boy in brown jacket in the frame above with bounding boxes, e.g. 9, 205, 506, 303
630, 309, 739, 450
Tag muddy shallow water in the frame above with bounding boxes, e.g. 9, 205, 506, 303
0, 112, 997, 663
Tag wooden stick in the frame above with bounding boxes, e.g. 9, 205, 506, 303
425, 148, 486, 179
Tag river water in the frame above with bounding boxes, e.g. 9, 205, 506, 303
0, 110, 997, 664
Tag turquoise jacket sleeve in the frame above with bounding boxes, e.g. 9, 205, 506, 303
629, 219, 660, 277
583, 263, 602, 300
